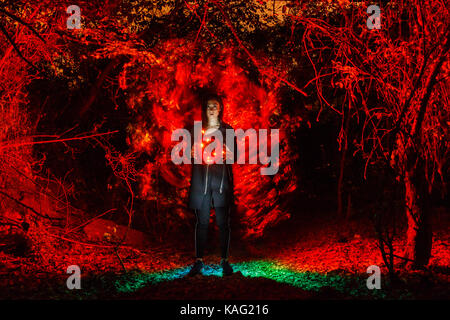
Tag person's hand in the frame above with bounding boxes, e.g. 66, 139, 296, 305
192, 143, 206, 162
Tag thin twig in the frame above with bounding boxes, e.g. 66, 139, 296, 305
0, 130, 119, 150
0, 189, 62, 220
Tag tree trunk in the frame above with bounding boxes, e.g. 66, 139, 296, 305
403, 156, 432, 269
337, 107, 350, 217
394, 30, 449, 269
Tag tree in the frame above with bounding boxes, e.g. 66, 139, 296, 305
289, 0, 449, 268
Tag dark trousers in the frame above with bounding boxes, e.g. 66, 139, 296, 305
194, 195, 230, 259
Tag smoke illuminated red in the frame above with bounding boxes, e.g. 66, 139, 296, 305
122, 38, 297, 238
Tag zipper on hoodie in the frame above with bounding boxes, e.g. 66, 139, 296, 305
204, 164, 209, 194
219, 164, 225, 194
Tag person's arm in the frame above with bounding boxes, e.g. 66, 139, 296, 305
182, 124, 194, 163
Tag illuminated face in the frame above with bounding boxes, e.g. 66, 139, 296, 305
206, 99, 221, 122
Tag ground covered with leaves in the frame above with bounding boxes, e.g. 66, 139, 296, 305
0, 212, 448, 300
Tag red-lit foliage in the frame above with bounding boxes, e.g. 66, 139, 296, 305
0, 3, 70, 252
0, 0, 447, 283
0, 1, 303, 243
290, 0, 449, 268
0, 1, 128, 255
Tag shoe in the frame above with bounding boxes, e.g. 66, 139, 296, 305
188, 259, 204, 276
221, 259, 233, 276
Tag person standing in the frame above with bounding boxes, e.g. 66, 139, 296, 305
187, 93, 236, 277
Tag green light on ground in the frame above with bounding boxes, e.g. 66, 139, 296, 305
112, 260, 386, 298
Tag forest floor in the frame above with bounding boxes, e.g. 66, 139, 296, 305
0, 209, 449, 300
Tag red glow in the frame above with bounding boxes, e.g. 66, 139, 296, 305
124, 38, 298, 238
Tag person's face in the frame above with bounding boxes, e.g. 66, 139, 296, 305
206, 99, 221, 121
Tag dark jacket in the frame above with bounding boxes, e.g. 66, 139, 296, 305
187, 122, 237, 209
